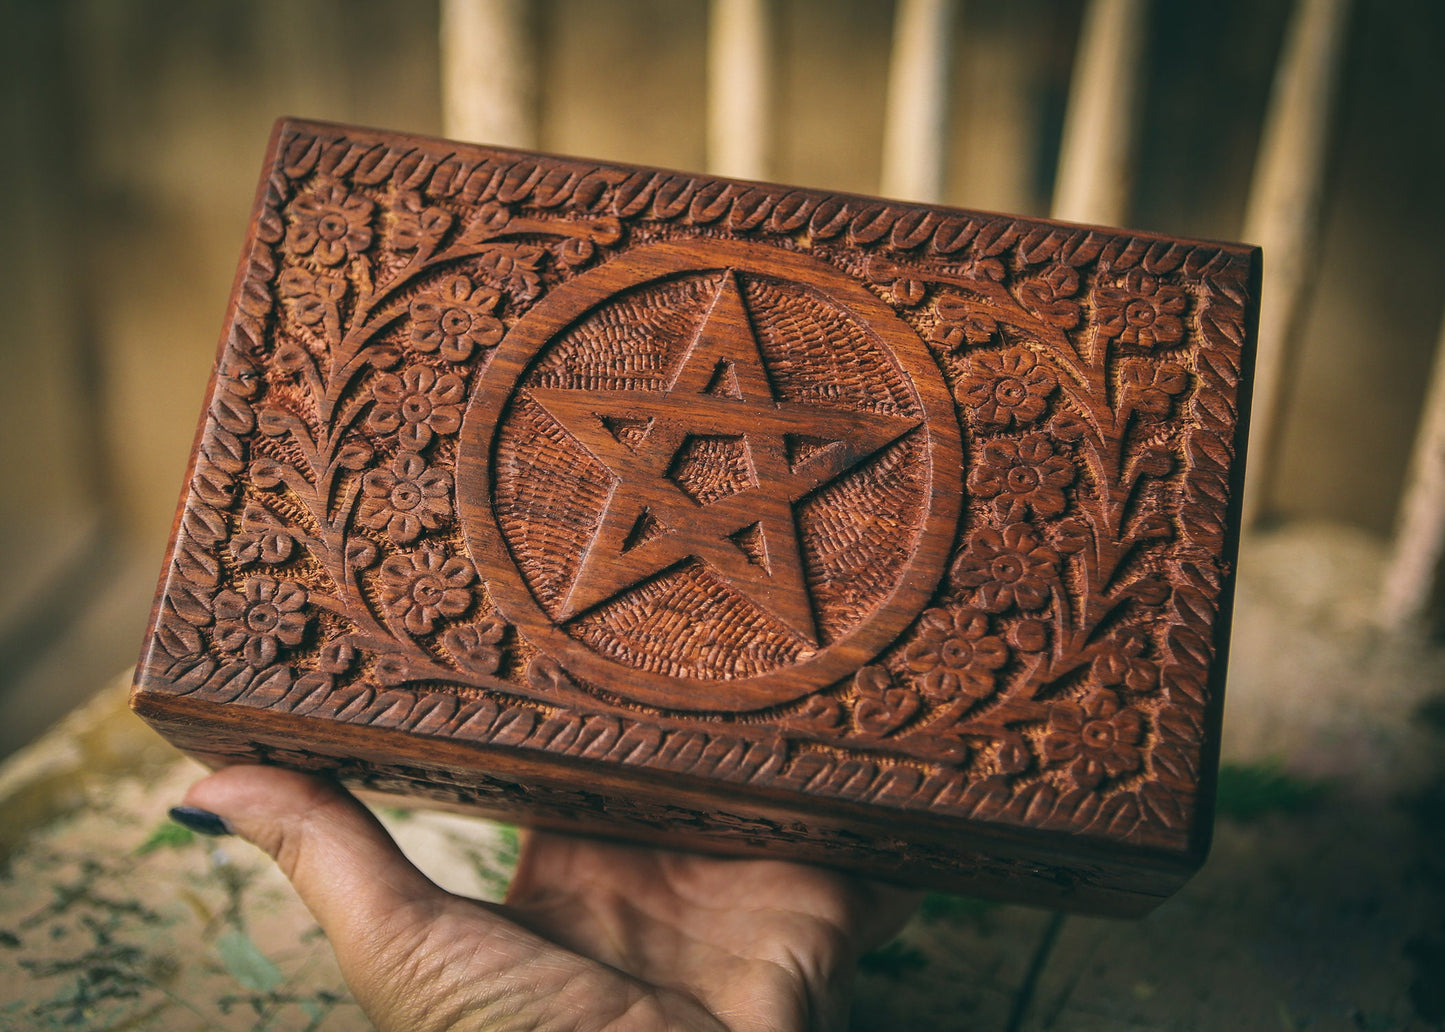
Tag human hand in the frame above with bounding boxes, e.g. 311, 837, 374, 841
177, 766, 921, 1031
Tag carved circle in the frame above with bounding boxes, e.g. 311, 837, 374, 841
459, 239, 962, 711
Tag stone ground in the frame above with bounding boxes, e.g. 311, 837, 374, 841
1, 524, 1442, 1031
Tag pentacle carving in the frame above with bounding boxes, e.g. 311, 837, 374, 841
459, 239, 963, 711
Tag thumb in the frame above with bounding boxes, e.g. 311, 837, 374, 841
181, 765, 444, 961
179, 766, 682, 1032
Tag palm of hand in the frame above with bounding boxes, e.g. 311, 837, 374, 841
185, 767, 919, 1032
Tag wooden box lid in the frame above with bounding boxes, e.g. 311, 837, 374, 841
132, 119, 1258, 916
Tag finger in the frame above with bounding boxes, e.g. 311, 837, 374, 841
182, 766, 444, 953
184, 767, 567, 1031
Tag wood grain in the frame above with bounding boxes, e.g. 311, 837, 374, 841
131, 118, 1259, 915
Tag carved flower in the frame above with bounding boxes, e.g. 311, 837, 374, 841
1095, 269, 1187, 349
379, 547, 474, 635
1018, 264, 1082, 329
1043, 690, 1145, 785
318, 638, 357, 675
1092, 630, 1158, 693
391, 190, 451, 252
373, 654, 412, 686
278, 267, 347, 331
997, 735, 1034, 775
286, 184, 373, 267
1052, 517, 1091, 555
968, 434, 1076, 521
903, 608, 1008, 703
1121, 359, 1190, 416
956, 347, 1056, 428
853, 665, 921, 736
409, 275, 503, 362
554, 237, 595, 269
358, 452, 452, 545
368, 366, 465, 450
792, 694, 844, 732
477, 245, 544, 299
951, 523, 1059, 613
213, 576, 309, 667
930, 295, 998, 352
442, 616, 507, 676
230, 505, 296, 566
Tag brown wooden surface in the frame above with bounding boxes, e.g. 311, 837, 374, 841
131, 118, 1259, 915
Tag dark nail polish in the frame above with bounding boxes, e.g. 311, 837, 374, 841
168, 805, 235, 837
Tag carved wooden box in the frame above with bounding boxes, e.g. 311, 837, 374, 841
132, 119, 1258, 916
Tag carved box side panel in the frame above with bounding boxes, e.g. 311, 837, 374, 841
134, 119, 1256, 867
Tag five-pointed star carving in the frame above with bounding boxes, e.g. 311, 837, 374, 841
527, 271, 921, 646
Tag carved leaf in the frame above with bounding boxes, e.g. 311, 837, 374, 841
650, 175, 696, 219
283, 672, 334, 715
848, 205, 896, 245
156, 604, 203, 659
497, 162, 543, 203
931, 216, 976, 253
767, 191, 813, 232
247, 665, 295, 706
807, 197, 851, 239
352, 143, 405, 184
190, 466, 234, 509
575, 715, 623, 758
531, 712, 583, 751
611, 723, 662, 764
1140, 781, 1189, 828
688, 181, 733, 224
610, 171, 659, 217
181, 503, 228, 546
726, 188, 774, 231
888, 208, 935, 250
657, 731, 708, 771
210, 391, 255, 435
777, 751, 831, 791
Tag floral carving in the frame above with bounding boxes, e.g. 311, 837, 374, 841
368, 366, 465, 450
1043, 690, 1145, 787
358, 452, 453, 546
409, 275, 504, 362
968, 434, 1076, 521
277, 266, 346, 333
852, 665, 921, 736
476, 245, 544, 300
951, 524, 1059, 613
286, 183, 373, 266
930, 295, 998, 352
1018, 264, 1082, 329
213, 576, 309, 667
390, 190, 451, 252
956, 346, 1056, 428
1095, 269, 1187, 349
379, 547, 475, 635
318, 638, 357, 674
1121, 359, 1190, 416
230, 505, 296, 566
1092, 630, 1158, 693
443, 616, 508, 676
902, 608, 1008, 704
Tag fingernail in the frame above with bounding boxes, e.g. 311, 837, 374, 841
168, 805, 235, 837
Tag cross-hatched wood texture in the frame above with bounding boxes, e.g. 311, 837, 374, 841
131, 119, 1259, 915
